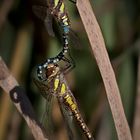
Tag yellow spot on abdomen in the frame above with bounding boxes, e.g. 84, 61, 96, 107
54, 79, 59, 91
64, 21, 69, 26
71, 104, 77, 110
66, 96, 73, 105
64, 95, 77, 110
61, 15, 69, 26
60, 83, 66, 94
62, 15, 66, 19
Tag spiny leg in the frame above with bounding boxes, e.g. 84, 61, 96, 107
61, 53, 75, 74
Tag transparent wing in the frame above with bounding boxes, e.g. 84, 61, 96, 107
69, 29, 83, 49
44, 12, 55, 37
33, 78, 54, 139
42, 96, 55, 139
33, 77, 50, 100
32, 5, 55, 37
57, 96, 76, 140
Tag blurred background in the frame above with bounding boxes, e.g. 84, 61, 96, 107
0, 0, 140, 139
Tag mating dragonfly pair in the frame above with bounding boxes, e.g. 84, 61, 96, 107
33, 0, 94, 139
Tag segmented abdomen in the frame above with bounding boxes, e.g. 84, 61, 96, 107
73, 110, 93, 140
63, 93, 93, 140
53, 75, 93, 139
49, 0, 70, 34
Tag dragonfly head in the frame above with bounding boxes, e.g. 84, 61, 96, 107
37, 62, 60, 81
46, 63, 60, 79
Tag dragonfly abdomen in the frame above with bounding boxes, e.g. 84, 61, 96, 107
50, 0, 70, 35
73, 110, 93, 140
62, 92, 93, 140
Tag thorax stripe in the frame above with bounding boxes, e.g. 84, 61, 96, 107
54, 78, 60, 91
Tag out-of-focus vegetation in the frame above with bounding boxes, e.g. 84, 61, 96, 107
0, 0, 139, 139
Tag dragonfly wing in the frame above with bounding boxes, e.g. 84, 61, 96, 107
32, 5, 48, 21
69, 29, 83, 49
44, 12, 55, 37
32, 5, 55, 37
33, 77, 49, 99
57, 98, 76, 140
42, 95, 55, 139
33, 78, 55, 139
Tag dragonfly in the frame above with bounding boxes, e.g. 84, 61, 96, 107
32, 0, 77, 80
33, 63, 94, 140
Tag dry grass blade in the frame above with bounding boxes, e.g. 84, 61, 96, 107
0, 57, 48, 140
76, 0, 132, 140
0, 26, 33, 140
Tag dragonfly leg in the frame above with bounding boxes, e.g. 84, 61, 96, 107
61, 53, 75, 74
